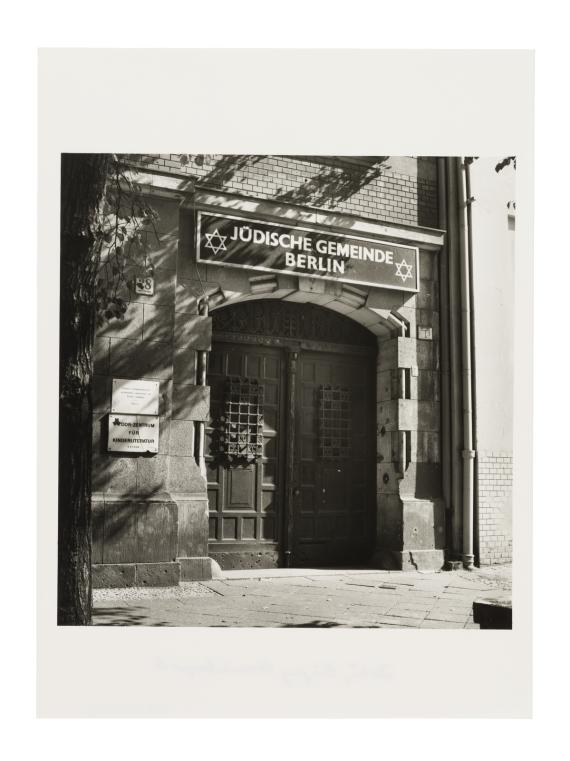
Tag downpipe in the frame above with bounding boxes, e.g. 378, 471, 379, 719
465, 158, 480, 564
456, 158, 476, 569
446, 159, 463, 557
437, 159, 452, 551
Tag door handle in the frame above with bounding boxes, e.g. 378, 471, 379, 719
293, 488, 300, 497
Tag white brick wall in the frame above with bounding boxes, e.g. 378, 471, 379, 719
477, 451, 513, 564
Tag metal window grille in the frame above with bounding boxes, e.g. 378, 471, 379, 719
218, 376, 264, 463
318, 385, 351, 459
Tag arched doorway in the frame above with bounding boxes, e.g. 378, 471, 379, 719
206, 299, 377, 570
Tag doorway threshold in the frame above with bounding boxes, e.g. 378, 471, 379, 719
221, 567, 386, 580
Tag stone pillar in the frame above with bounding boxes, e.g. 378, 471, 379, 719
371, 251, 446, 571
171, 310, 213, 581
91, 197, 214, 587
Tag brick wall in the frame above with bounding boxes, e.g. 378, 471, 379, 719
477, 451, 513, 565
127, 154, 439, 228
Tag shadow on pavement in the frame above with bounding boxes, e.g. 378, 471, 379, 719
92, 609, 387, 627
277, 621, 381, 628
92, 606, 170, 627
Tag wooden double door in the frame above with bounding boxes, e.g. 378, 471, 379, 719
206, 336, 376, 569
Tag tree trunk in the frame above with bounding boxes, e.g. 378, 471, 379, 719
58, 154, 109, 625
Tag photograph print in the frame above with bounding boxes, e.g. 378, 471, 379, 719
58, 153, 515, 629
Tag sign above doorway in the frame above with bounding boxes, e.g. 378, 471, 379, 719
197, 211, 419, 292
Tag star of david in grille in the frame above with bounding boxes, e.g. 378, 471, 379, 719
395, 258, 413, 283
204, 228, 228, 255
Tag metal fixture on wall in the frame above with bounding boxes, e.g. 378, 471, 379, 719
195, 296, 209, 477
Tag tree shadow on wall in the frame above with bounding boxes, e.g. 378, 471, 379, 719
198, 154, 265, 188
91, 416, 184, 565
202, 154, 439, 227
131, 153, 443, 226
274, 156, 390, 208
133, 154, 392, 210
200, 154, 391, 209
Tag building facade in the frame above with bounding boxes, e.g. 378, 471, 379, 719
91, 155, 514, 587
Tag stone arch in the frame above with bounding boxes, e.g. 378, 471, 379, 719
210, 298, 378, 351
203, 273, 407, 340
206, 293, 380, 569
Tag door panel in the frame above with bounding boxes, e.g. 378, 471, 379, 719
292, 351, 375, 566
206, 343, 285, 568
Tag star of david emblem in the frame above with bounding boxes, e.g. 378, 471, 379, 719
395, 258, 413, 283
204, 228, 228, 256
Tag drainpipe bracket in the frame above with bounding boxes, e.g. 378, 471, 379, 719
462, 449, 476, 460
198, 296, 210, 316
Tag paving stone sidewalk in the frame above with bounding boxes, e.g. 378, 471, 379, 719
93, 564, 511, 628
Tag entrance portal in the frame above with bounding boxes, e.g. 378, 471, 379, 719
206, 300, 377, 570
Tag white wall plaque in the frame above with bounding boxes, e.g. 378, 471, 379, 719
108, 414, 159, 453
111, 378, 160, 415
